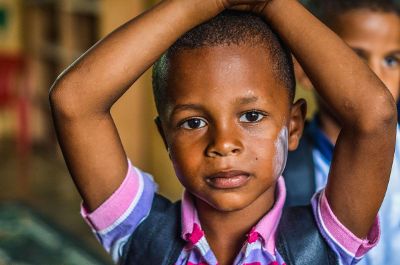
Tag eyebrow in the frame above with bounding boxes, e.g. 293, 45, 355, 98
171, 104, 205, 115
352, 47, 400, 57
235, 96, 258, 105
390, 50, 400, 56
351, 47, 367, 56
169, 96, 259, 116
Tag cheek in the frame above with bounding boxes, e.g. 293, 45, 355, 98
169, 140, 204, 183
273, 126, 289, 178
246, 130, 280, 171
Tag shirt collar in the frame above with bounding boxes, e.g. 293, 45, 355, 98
180, 177, 287, 253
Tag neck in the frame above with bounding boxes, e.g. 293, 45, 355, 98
195, 185, 276, 265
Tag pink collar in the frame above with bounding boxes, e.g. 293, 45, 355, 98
180, 177, 287, 253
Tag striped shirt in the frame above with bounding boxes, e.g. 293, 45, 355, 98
81, 162, 380, 265
309, 117, 400, 265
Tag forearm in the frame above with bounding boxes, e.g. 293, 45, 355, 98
262, 0, 397, 129
262, 0, 397, 237
48, 0, 224, 211
49, 0, 223, 117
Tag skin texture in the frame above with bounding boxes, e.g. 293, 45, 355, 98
163, 46, 290, 212
335, 10, 400, 100
274, 126, 289, 177
159, 46, 301, 263
297, 9, 400, 143
49, 0, 397, 264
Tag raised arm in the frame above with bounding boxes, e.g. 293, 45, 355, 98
49, 0, 228, 211
49, 0, 269, 212
261, 0, 397, 237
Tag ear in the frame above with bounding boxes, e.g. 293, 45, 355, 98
293, 57, 314, 91
288, 99, 307, 151
154, 116, 168, 150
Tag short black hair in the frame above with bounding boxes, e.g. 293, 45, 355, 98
306, 0, 400, 26
152, 10, 295, 116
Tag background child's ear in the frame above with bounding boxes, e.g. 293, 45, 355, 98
288, 99, 307, 151
154, 117, 169, 150
293, 57, 313, 91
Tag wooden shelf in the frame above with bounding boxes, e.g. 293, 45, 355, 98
25, 0, 100, 15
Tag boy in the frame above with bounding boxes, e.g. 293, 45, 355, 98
284, 0, 400, 264
49, 0, 397, 264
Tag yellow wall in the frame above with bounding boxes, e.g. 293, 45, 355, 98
0, 0, 314, 201
0, 0, 22, 54
100, 0, 182, 201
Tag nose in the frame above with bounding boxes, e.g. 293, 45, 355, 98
205, 123, 243, 158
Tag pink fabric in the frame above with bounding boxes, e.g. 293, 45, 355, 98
247, 227, 259, 243
180, 176, 380, 261
181, 190, 200, 239
253, 177, 286, 253
79, 160, 380, 264
81, 161, 141, 231
317, 190, 380, 258
186, 223, 204, 245
181, 177, 286, 253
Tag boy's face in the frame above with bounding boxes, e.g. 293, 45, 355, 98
333, 10, 400, 101
157, 45, 305, 212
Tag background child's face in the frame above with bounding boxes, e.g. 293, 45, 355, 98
158, 45, 301, 212
333, 10, 400, 101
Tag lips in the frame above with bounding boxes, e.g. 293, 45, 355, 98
206, 170, 251, 189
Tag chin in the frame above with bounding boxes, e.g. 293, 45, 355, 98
205, 194, 254, 212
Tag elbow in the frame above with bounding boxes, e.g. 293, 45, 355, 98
352, 90, 398, 135
49, 75, 83, 121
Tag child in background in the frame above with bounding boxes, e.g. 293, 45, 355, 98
49, 0, 397, 264
284, 1, 400, 264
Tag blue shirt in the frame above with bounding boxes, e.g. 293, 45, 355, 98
309, 117, 400, 265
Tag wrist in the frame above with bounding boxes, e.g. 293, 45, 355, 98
261, 0, 291, 21
166, 0, 224, 26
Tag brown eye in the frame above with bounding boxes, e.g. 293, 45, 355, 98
180, 118, 207, 129
239, 111, 265, 123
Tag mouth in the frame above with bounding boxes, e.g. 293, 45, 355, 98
206, 170, 251, 189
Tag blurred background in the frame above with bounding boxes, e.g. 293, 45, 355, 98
0, 0, 397, 264
0, 0, 181, 263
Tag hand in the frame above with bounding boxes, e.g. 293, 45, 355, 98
223, 0, 272, 13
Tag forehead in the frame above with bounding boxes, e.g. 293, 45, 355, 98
164, 45, 289, 114
333, 10, 400, 51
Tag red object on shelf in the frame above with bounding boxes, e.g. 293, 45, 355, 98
0, 54, 30, 155
0, 54, 31, 196
0, 56, 23, 104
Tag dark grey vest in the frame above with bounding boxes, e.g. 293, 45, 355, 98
284, 123, 317, 207
121, 194, 338, 265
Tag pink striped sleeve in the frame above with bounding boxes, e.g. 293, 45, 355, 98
80, 161, 141, 231
312, 190, 380, 264
80, 160, 157, 262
